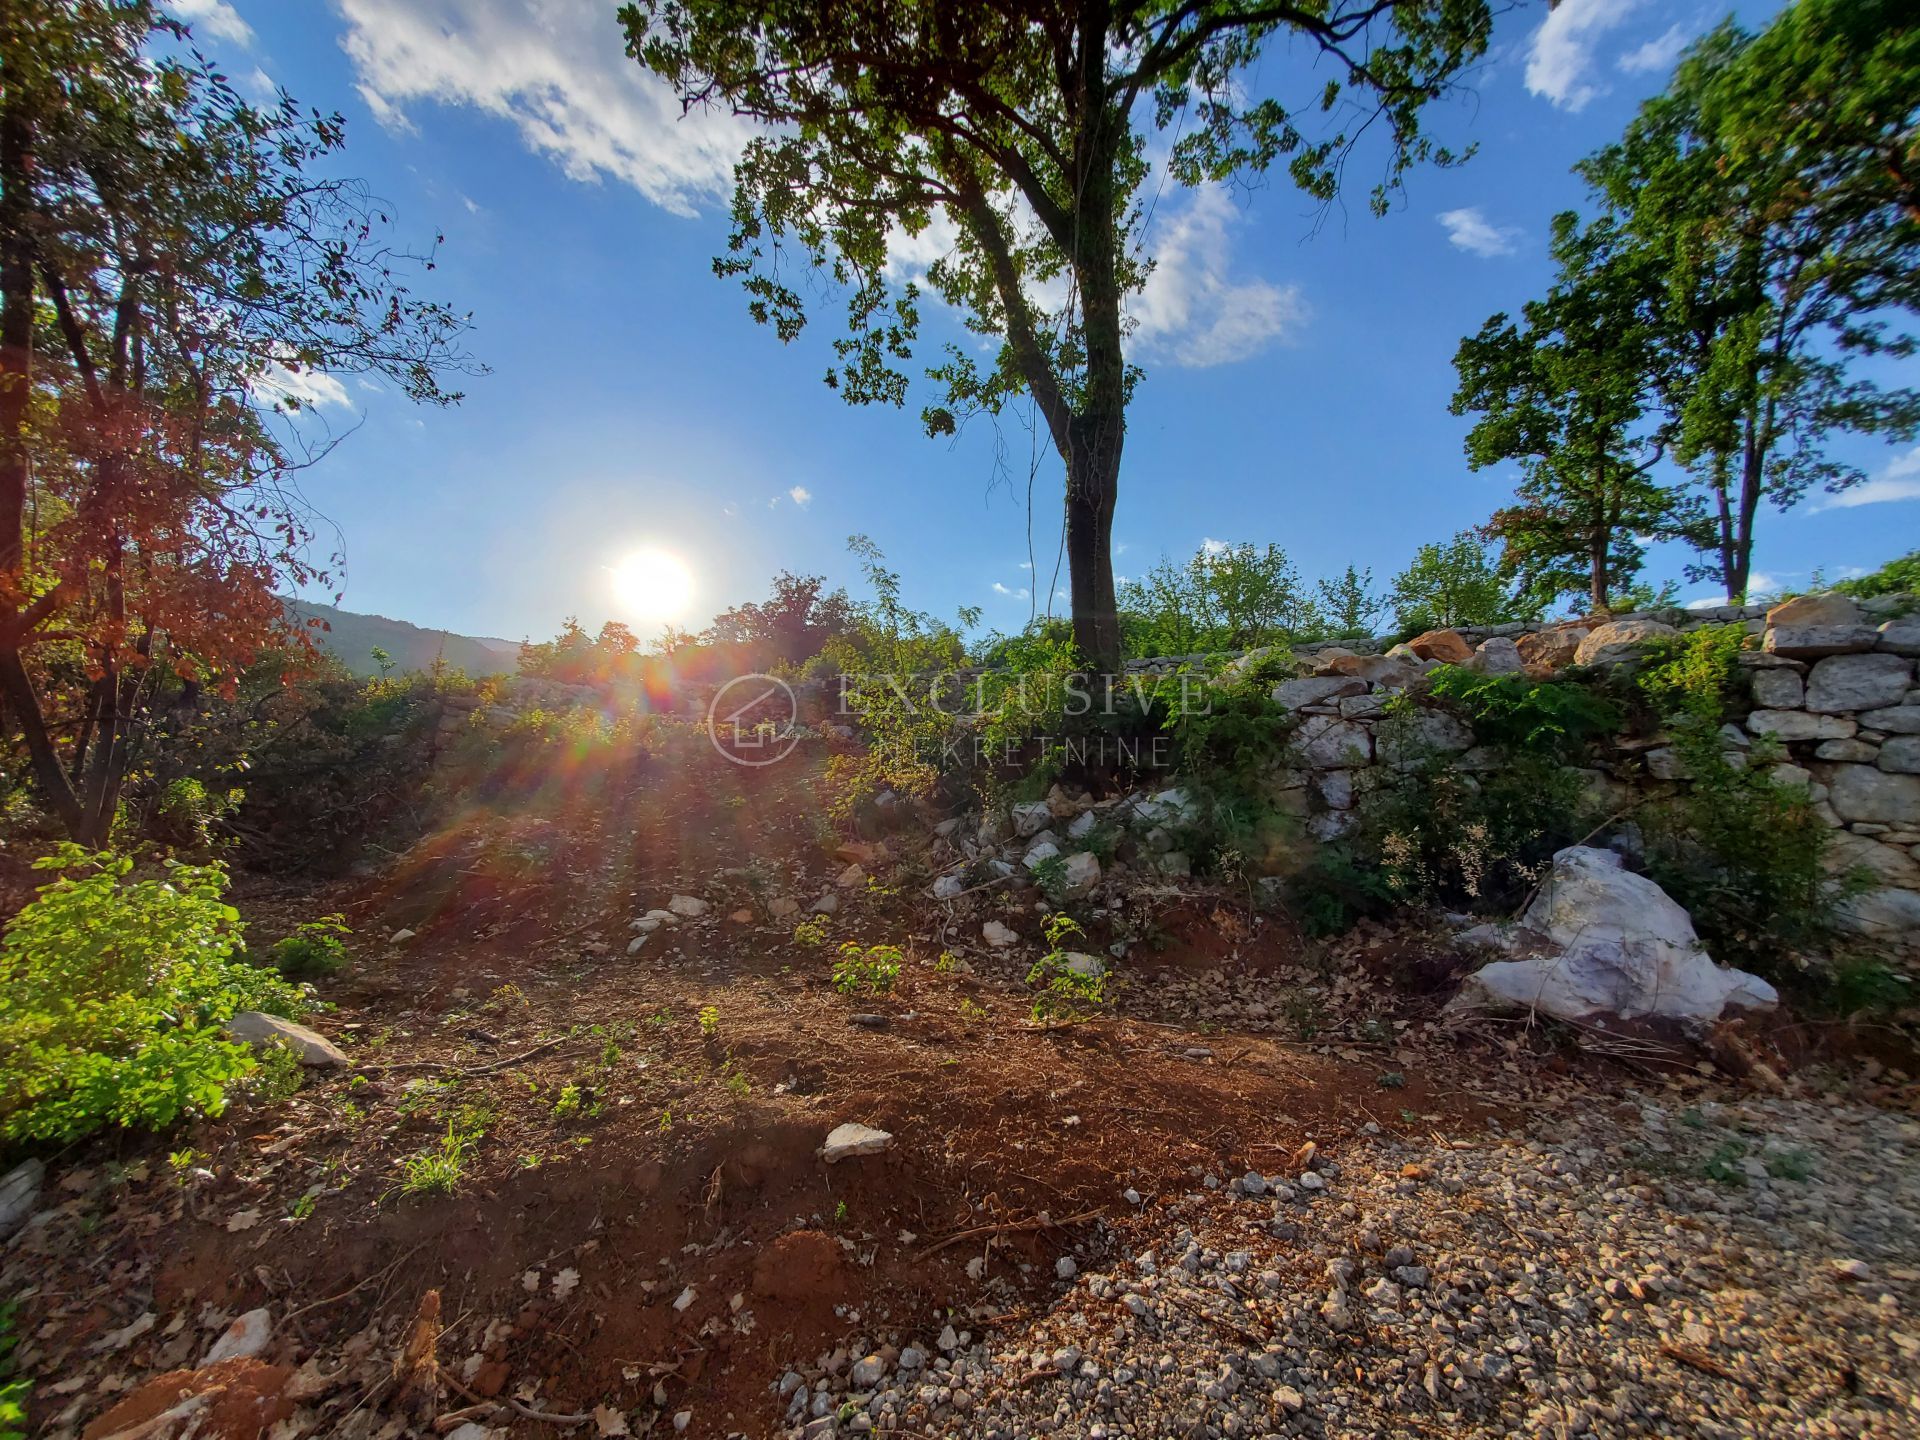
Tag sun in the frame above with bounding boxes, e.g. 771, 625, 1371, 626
609, 547, 695, 623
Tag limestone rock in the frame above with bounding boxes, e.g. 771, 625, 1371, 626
1320, 653, 1427, 690
1825, 830, 1920, 889
1764, 596, 1881, 659
1517, 627, 1582, 675
1314, 770, 1355, 811
0, 1159, 43, 1239
1805, 653, 1913, 713
1465, 636, 1524, 676
1749, 667, 1805, 709
1294, 715, 1373, 769
1827, 765, 1920, 826
1746, 709, 1857, 742
1060, 851, 1102, 897
226, 1012, 347, 1067
668, 894, 710, 918
1878, 618, 1920, 656
202, 1308, 272, 1366
1834, 887, 1920, 949
1881, 736, 1920, 774
1574, 618, 1678, 668
1271, 676, 1366, 709
1815, 739, 1880, 763
1059, 952, 1106, 979
1860, 705, 1920, 734
1010, 800, 1053, 837
930, 874, 965, 901
1022, 840, 1061, 871
1451, 846, 1776, 1024
1406, 629, 1473, 664
1768, 591, 1861, 628
819, 1123, 893, 1163
1377, 709, 1474, 767
982, 920, 1018, 948
1132, 787, 1199, 827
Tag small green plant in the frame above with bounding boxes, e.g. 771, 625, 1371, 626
551, 1083, 599, 1121
245, 1042, 304, 1104
1029, 853, 1070, 905
1426, 666, 1621, 756
397, 1118, 482, 1198
1376, 1071, 1407, 1089
0, 847, 311, 1143
697, 1005, 720, 1038
720, 1058, 751, 1098
792, 916, 829, 947
833, 1199, 849, 1224
1764, 1148, 1814, 1182
288, 1193, 316, 1222
1701, 1139, 1749, 1188
599, 1036, 621, 1068
933, 951, 960, 975
832, 942, 903, 996
167, 1147, 203, 1175
958, 997, 988, 1021
1025, 916, 1108, 1023
1, 1301, 28, 1440
264, 916, 352, 980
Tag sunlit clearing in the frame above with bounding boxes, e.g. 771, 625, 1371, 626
610, 547, 694, 623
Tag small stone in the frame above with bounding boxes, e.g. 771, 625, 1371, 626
898, 1345, 926, 1371
1298, 1172, 1326, 1192
819, 1123, 893, 1163
1055, 1256, 1078, 1280
226, 1012, 347, 1067
668, 894, 709, 918
931, 874, 965, 900
1833, 1258, 1872, 1282
982, 920, 1018, 948
201, 1308, 271, 1366
0, 1159, 43, 1240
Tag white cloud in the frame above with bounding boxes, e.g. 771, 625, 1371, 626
1812, 445, 1920, 511
991, 581, 1030, 599
1438, 207, 1522, 258
241, 66, 278, 105
787, 485, 813, 508
1201, 537, 1229, 556
1130, 188, 1305, 368
169, 0, 253, 46
335, 0, 753, 218
253, 357, 352, 411
1525, 0, 1641, 112
1618, 23, 1689, 75
1683, 570, 1784, 609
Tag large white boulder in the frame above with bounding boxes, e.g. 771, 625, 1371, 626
227, 1012, 348, 1067
1452, 847, 1777, 1025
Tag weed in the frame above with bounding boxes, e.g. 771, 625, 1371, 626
697, 1005, 720, 1038
933, 951, 959, 975
244, 1042, 304, 1104
397, 1119, 481, 1198
958, 998, 988, 1022
551, 1084, 599, 1121
793, 917, 829, 947
1025, 917, 1108, 1024
288, 1193, 316, 1222
1700, 1139, 1749, 1187
720, 1059, 751, 1098
833, 1199, 849, 1224
1765, 1148, 1814, 1182
599, 1036, 621, 1068
1, 1301, 28, 1440
833, 943, 904, 996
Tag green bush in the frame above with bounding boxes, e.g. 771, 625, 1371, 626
1427, 666, 1620, 757
1834, 549, 1919, 604
0, 847, 310, 1143
264, 915, 353, 979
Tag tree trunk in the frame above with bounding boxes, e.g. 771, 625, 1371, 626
0, 81, 32, 583
1064, 412, 1122, 669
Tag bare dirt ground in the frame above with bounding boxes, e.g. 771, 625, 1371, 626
7, 748, 1917, 1439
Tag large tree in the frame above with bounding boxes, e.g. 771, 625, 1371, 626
1453, 211, 1702, 613
0, 0, 472, 841
1580, 1, 1919, 602
622, 0, 1493, 669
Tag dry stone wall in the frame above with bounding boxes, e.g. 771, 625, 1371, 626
1246, 591, 1920, 951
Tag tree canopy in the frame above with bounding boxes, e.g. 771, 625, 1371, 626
622, 0, 1493, 667
0, 0, 474, 840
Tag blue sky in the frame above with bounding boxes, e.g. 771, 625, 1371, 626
178, 0, 1916, 645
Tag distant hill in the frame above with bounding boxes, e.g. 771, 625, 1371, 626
286, 601, 521, 679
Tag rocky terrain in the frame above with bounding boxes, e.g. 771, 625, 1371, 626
786, 1093, 1920, 1439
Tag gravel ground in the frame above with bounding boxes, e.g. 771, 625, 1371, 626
779, 1091, 1920, 1439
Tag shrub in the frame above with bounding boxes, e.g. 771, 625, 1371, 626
832, 942, 903, 995
1834, 549, 1919, 604
1427, 666, 1620, 757
264, 915, 353, 979
0, 1301, 25, 1440
1025, 915, 1109, 1022
0, 847, 310, 1143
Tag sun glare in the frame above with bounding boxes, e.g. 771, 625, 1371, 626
610, 547, 695, 623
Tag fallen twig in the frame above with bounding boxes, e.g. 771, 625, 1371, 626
442, 1370, 592, 1425
358, 1038, 566, 1076
1660, 1341, 1748, 1386
282, 1243, 425, 1326
922, 1207, 1103, 1256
